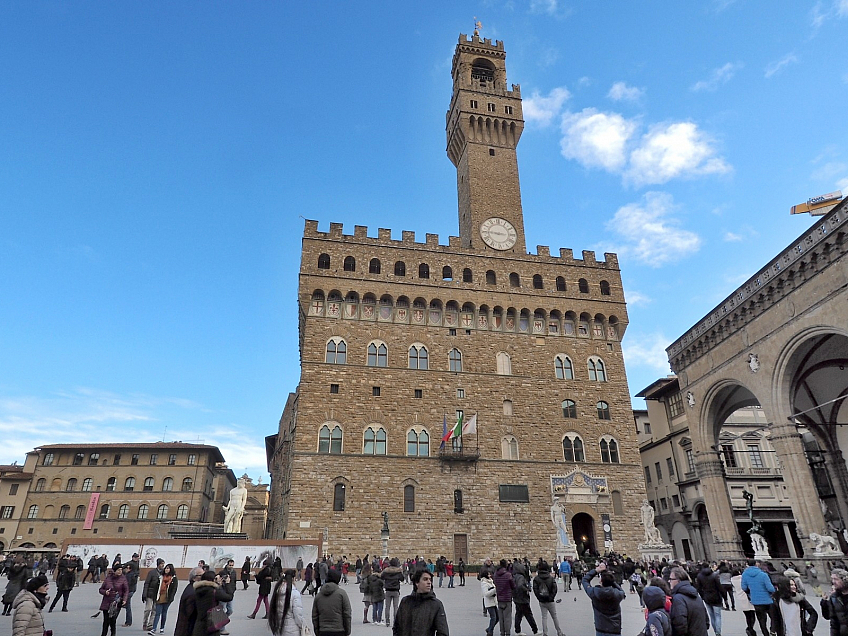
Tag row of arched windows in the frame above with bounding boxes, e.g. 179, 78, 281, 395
317, 255, 613, 296
309, 290, 620, 339
325, 339, 609, 381
561, 400, 612, 420
27, 503, 190, 521
317, 424, 621, 463
35, 476, 194, 493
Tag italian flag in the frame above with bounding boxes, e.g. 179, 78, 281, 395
441, 413, 463, 444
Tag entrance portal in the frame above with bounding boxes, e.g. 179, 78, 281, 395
571, 512, 596, 555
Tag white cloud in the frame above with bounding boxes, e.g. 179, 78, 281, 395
577, 76, 591, 87
837, 176, 848, 191
530, 0, 558, 14
622, 332, 673, 373
560, 108, 637, 171
724, 231, 743, 242
605, 192, 702, 267
765, 53, 798, 78
626, 122, 731, 186
607, 81, 644, 102
625, 290, 652, 306
691, 62, 743, 92
810, 161, 848, 182
523, 87, 570, 126
839, 0, 848, 17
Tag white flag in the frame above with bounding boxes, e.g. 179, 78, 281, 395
462, 413, 477, 436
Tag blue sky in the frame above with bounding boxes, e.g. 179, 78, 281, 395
2, 1, 847, 480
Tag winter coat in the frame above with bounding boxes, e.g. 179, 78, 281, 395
821, 591, 848, 636
392, 591, 449, 636
312, 581, 352, 636
55, 559, 76, 592
381, 566, 404, 592
669, 581, 709, 636
3, 563, 28, 605
532, 570, 558, 604
192, 580, 233, 636
273, 583, 304, 636
732, 574, 754, 612
581, 570, 626, 635
256, 565, 273, 596
774, 592, 817, 636
241, 560, 252, 581
122, 560, 140, 593
742, 565, 776, 606
99, 572, 129, 612
367, 573, 385, 603
694, 568, 723, 607
481, 577, 497, 609
173, 582, 197, 636
143, 568, 163, 602
643, 587, 672, 636
493, 567, 515, 603
12, 590, 46, 636
156, 574, 179, 605
512, 563, 531, 604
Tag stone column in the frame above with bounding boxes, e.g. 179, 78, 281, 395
782, 523, 798, 559
695, 452, 745, 559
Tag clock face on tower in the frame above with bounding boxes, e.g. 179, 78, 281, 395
480, 217, 517, 250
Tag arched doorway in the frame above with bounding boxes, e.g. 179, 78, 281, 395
571, 512, 596, 556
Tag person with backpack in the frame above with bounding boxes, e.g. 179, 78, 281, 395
533, 562, 564, 636
641, 586, 672, 636
512, 562, 538, 636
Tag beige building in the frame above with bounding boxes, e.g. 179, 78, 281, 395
0, 464, 34, 552
636, 382, 800, 561
267, 33, 646, 561
8, 443, 236, 550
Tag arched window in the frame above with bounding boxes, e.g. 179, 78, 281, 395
58, 505, 70, 520
367, 341, 388, 367
181, 477, 193, 492
137, 504, 149, 520
600, 437, 620, 463
449, 348, 463, 372
26, 505, 38, 519
588, 357, 607, 381
463, 268, 473, 283
408, 345, 429, 370
106, 477, 116, 492
418, 263, 430, 279
369, 258, 381, 274
532, 274, 543, 289
99, 504, 110, 519
118, 504, 129, 519
406, 429, 430, 457
319, 425, 343, 454
325, 337, 347, 364
364, 427, 387, 455
562, 434, 585, 462
442, 266, 453, 280
317, 253, 330, 269
42, 453, 54, 466
74, 505, 85, 520
394, 261, 406, 276
66, 478, 78, 492
502, 435, 519, 460
143, 477, 154, 491
555, 355, 574, 380
597, 401, 611, 420
503, 399, 513, 416
578, 278, 589, 293
176, 504, 189, 520
35, 478, 46, 492
600, 280, 611, 295
157, 504, 169, 520
509, 272, 520, 287
333, 483, 346, 511
404, 485, 415, 512
561, 399, 577, 418
162, 477, 173, 492
343, 256, 356, 272
556, 276, 566, 292
496, 351, 512, 375
81, 478, 93, 492
486, 270, 496, 284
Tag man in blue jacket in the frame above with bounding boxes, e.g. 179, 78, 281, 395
558, 560, 572, 591
582, 561, 626, 636
740, 559, 775, 636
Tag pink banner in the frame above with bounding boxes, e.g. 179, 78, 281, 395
83, 493, 100, 530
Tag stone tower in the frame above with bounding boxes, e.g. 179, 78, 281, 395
446, 34, 526, 253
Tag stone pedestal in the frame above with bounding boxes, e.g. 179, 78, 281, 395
639, 543, 674, 562
381, 530, 389, 560
557, 543, 578, 562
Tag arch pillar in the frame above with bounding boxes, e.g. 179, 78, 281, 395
693, 453, 744, 559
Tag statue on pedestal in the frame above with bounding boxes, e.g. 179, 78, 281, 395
550, 496, 577, 558
640, 500, 664, 544
809, 532, 842, 555
222, 478, 248, 534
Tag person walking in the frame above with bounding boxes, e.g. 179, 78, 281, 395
312, 568, 351, 636
669, 566, 709, 636
458, 559, 466, 587
559, 560, 572, 592
731, 567, 757, 636
142, 558, 165, 631
446, 561, 455, 589
360, 567, 373, 624
821, 568, 848, 636
532, 562, 564, 636
220, 559, 237, 619
302, 563, 315, 595
641, 586, 672, 636
481, 570, 499, 636
392, 568, 449, 636
247, 559, 273, 619
368, 567, 386, 625
241, 557, 252, 590
269, 569, 303, 636
191, 570, 234, 636
695, 562, 723, 636
119, 553, 140, 626
512, 561, 538, 636
4, 558, 30, 616
741, 559, 776, 636
494, 559, 516, 636
48, 554, 75, 613
382, 557, 404, 628
582, 561, 626, 636
774, 576, 817, 636
149, 563, 177, 635
99, 564, 129, 636
297, 557, 304, 583
12, 573, 49, 636
716, 563, 734, 612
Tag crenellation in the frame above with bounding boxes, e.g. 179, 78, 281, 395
560, 248, 574, 260
604, 253, 619, 267
378, 228, 392, 240
449, 236, 461, 248
425, 233, 439, 245
329, 222, 343, 237
401, 230, 415, 242
582, 250, 597, 264
536, 245, 550, 257
304, 219, 320, 235
354, 225, 368, 238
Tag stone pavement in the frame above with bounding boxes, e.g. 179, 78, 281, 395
13, 576, 832, 636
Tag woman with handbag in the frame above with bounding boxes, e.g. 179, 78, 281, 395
248, 559, 273, 619
269, 569, 304, 636
192, 570, 234, 636
98, 564, 128, 636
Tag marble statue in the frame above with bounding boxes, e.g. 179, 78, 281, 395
222, 478, 248, 533
640, 500, 663, 544
550, 496, 572, 549
750, 532, 770, 556
810, 532, 842, 555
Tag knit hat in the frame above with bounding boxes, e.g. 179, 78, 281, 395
26, 574, 48, 592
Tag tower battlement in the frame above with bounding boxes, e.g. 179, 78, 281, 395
457, 33, 505, 52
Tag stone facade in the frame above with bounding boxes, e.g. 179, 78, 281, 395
268, 34, 646, 562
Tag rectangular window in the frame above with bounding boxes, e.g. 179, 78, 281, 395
660, 497, 668, 510
488, 149, 495, 156
43, 453, 54, 466
330, 384, 339, 394
403, 486, 415, 512
748, 445, 764, 468
457, 388, 465, 398
0, 506, 14, 519
88, 453, 100, 465
470, 99, 478, 109
686, 449, 696, 473
448, 328, 456, 336
188, 454, 196, 466
487, 102, 496, 112
655, 462, 663, 482
672, 494, 681, 507
504, 105, 513, 115
454, 489, 464, 513
667, 392, 684, 418
113, 454, 121, 466
414, 389, 422, 399
372, 386, 381, 397
666, 457, 675, 477
498, 484, 530, 503
131, 454, 139, 465
644, 466, 651, 485
168, 454, 177, 466
644, 422, 652, 434
149, 454, 158, 465
722, 445, 737, 468
72, 453, 84, 466
9, 484, 18, 496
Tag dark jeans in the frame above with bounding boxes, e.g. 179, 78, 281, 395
459, 571, 466, 586
514, 602, 537, 634
49, 590, 71, 611
743, 609, 756, 635
101, 610, 118, 636
122, 590, 134, 625
486, 606, 499, 635
721, 584, 735, 609
753, 604, 772, 636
